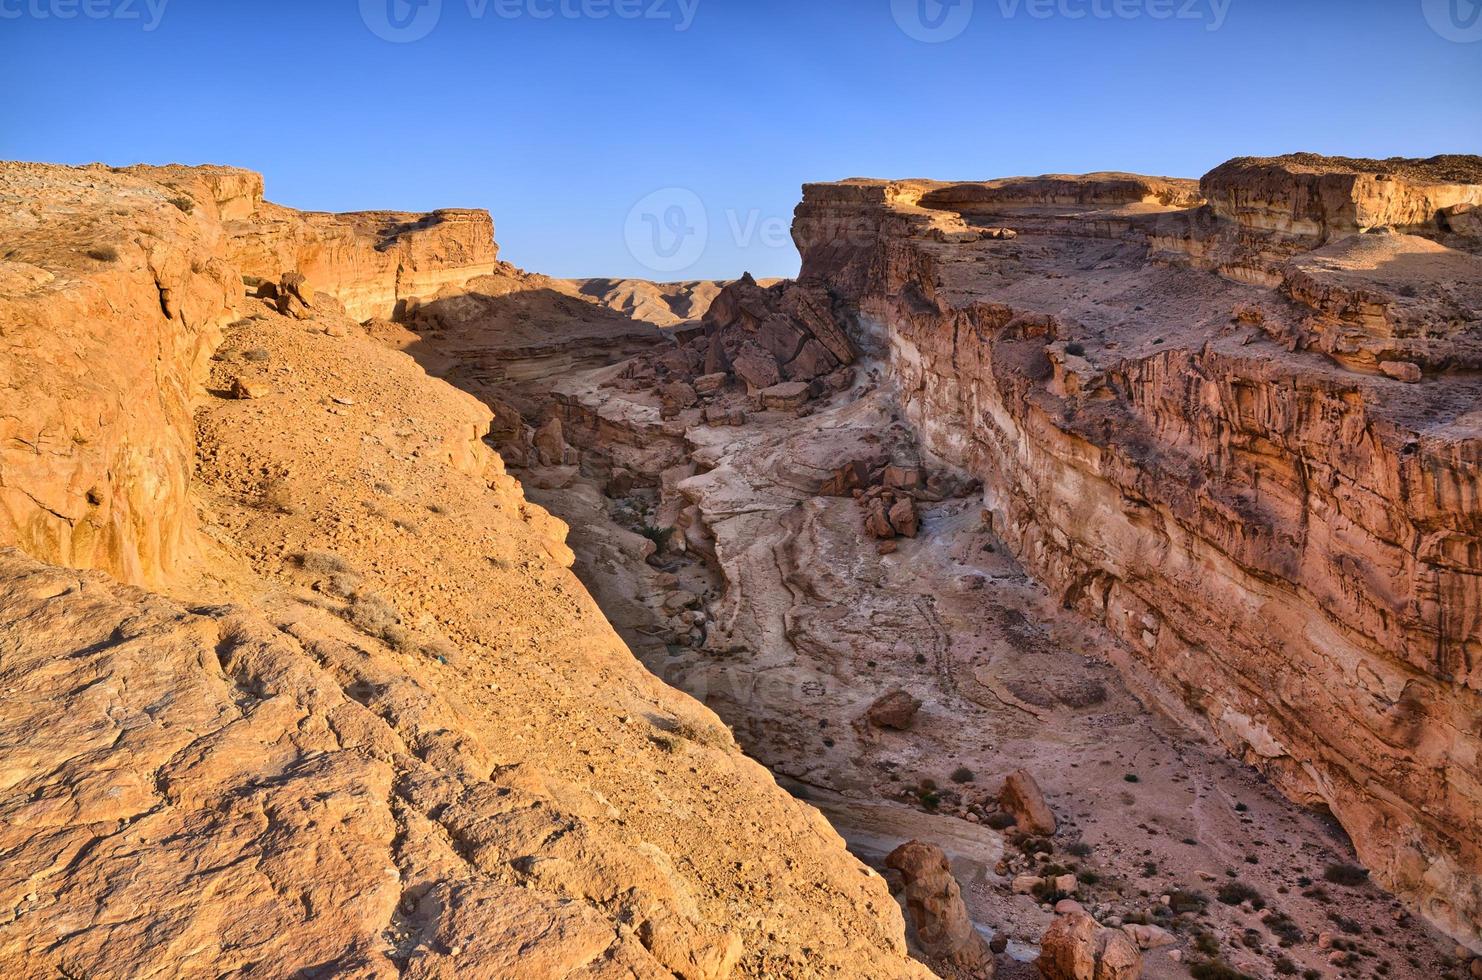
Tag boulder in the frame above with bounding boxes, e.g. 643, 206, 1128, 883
1121, 923, 1175, 950
759, 381, 810, 412
864, 499, 897, 540
1000, 770, 1056, 836
533, 417, 568, 467
732, 346, 781, 391
866, 690, 922, 730
888, 497, 920, 538
885, 841, 995, 979
783, 338, 838, 382
1379, 360, 1422, 383
1038, 910, 1141, 980
229, 377, 270, 400
1012, 875, 1043, 896
660, 381, 699, 419
276, 271, 314, 319
693, 372, 729, 396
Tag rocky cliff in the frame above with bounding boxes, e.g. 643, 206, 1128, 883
791, 155, 1482, 952
0, 162, 930, 978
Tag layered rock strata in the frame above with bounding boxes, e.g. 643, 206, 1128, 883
792, 155, 1482, 951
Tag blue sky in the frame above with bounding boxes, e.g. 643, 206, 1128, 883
1, 0, 1478, 279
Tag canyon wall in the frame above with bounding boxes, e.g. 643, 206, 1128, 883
0, 162, 929, 979
792, 155, 1482, 951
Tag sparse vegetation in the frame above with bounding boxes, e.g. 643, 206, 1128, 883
1067, 841, 1093, 858
299, 551, 351, 575
1189, 959, 1256, 980
1065, 341, 1086, 357
950, 766, 975, 784
1323, 862, 1369, 886
639, 524, 673, 550
168, 195, 195, 213
257, 477, 299, 515
1169, 889, 1209, 915
985, 811, 1016, 830
346, 592, 400, 635
1262, 910, 1305, 947
1123, 773, 1140, 783
87, 245, 119, 262
1216, 880, 1266, 909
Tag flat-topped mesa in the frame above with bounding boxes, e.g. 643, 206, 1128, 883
1201, 153, 1482, 239
789, 154, 1482, 953
914, 172, 1203, 210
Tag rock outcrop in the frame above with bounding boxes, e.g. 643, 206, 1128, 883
792, 156, 1482, 952
0, 162, 933, 979
885, 841, 994, 979
1037, 911, 1141, 980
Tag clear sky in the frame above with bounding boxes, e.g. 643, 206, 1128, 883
2, 0, 1478, 279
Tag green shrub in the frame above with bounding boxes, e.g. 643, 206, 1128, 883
168, 195, 195, 213
950, 766, 975, 784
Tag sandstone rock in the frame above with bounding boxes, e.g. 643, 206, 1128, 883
1379, 360, 1422, 383
693, 371, 729, 396
732, 345, 781, 391
1054, 874, 1078, 895
1012, 875, 1044, 895
230, 376, 271, 400
1000, 770, 1056, 836
533, 416, 568, 466
889, 497, 921, 538
792, 159, 1482, 952
759, 381, 810, 412
864, 498, 897, 540
1442, 202, 1482, 237
867, 689, 923, 730
885, 841, 995, 979
1121, 923, 1175, 950
1037, 911, 1142, 980
276, 270, 314, 319
659, 380, 699, 419
784, 338, 838, 382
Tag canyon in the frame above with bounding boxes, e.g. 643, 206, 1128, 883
0, 153, 1478, 980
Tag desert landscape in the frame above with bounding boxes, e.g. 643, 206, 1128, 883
0, 152, 1477, 980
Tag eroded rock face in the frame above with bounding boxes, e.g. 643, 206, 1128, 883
792, 156, 1482, 951
0, 162, 933, 980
